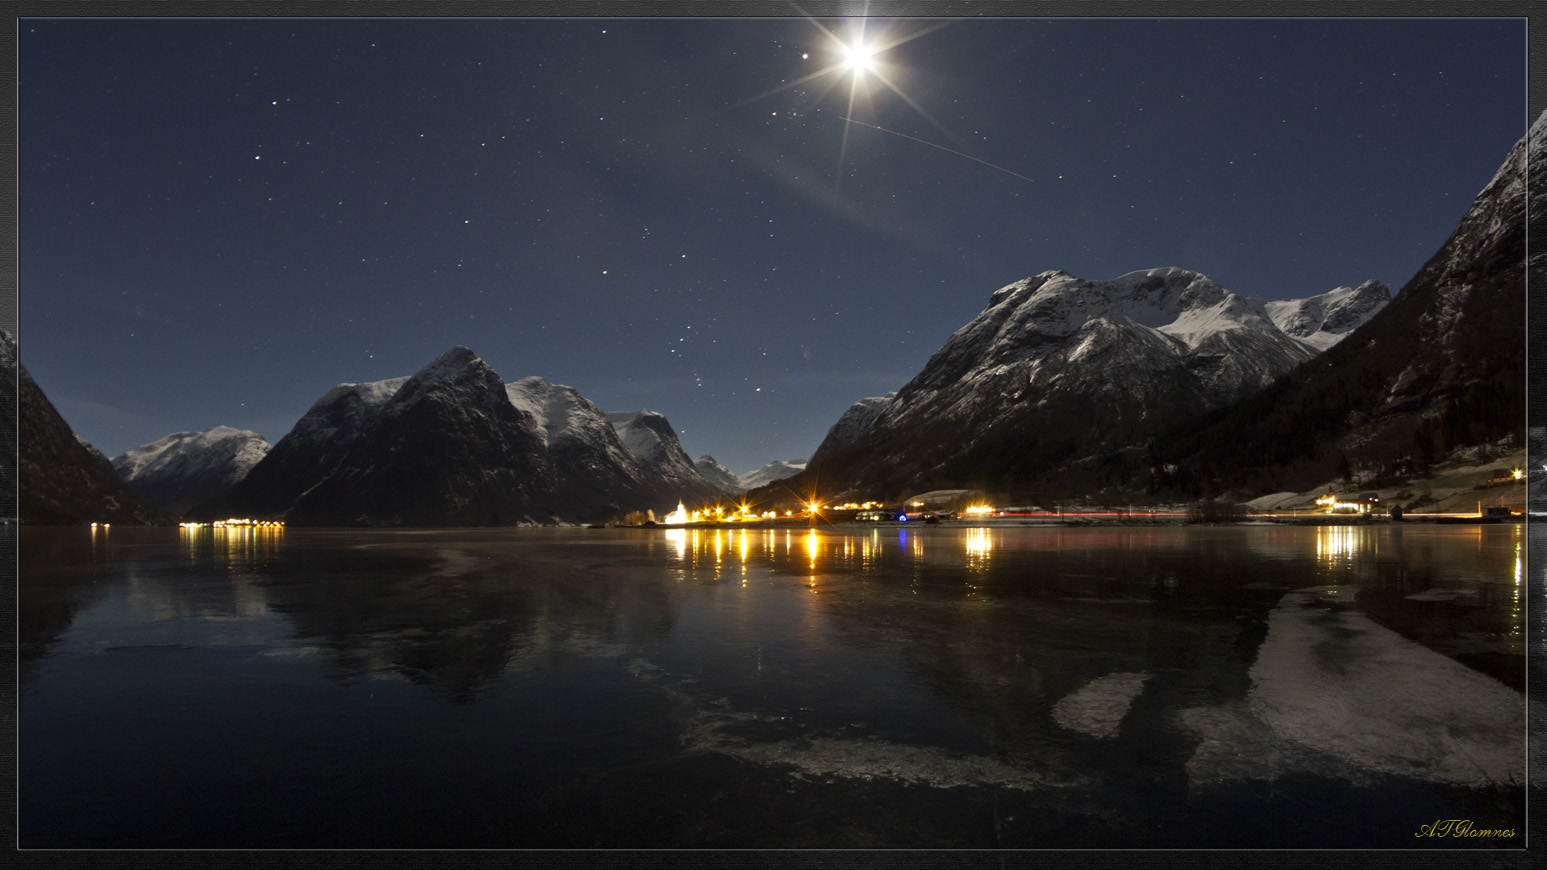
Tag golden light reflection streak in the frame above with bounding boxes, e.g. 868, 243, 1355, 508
1512, 529, 1522, 640
964, 527, 993, 570
1316, 525, 1362, 565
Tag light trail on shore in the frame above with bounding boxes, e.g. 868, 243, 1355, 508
839, 115, 1037, 184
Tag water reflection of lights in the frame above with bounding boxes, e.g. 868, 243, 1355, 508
665, 528, 686, 560
1315, 525, 1365, 564
180, 522, 286, 570
1511, 528, 1522, 641
964, 527, 993, 568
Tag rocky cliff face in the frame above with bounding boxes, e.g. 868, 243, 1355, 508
112, 426, 271, 513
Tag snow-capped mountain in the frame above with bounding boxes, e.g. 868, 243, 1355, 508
777, 266, 1387, 498
687, 455, 810, 495
1158, 112, 1533, 495
738, 459, 808, 492
6, 329, 172, 525
809, 393, 896, 465
693, 455, 743, 494
607, 410, 726, 504
112, 426, 271, 513
211, 347, 722, 525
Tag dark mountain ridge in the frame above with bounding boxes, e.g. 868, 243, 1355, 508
1151, 114, 1533, 498
5, 330, 173, 525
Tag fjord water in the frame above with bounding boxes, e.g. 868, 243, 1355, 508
19, 522, 1529, 848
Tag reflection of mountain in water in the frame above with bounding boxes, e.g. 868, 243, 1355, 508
19, 527, 283, 682
22, 528, 697, 705
19, 528, 112, 676
262, 535, 692, 703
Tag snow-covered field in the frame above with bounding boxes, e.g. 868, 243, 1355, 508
1242, 445, 1528, 514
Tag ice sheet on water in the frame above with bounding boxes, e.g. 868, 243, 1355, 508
1180, 585, 1524, 789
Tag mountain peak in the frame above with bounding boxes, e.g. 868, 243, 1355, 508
390, 345, 502, 409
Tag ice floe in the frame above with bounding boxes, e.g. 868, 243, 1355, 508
1051, 671, 1150, 738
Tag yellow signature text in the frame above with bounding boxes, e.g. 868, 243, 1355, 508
1415, 820, 1516, 839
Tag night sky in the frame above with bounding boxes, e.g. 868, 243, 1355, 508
19, 15, 1527, 475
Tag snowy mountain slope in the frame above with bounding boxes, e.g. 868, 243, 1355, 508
112, 426, 271, 513
506, 377, 641, 475
509, 376, 729, 509
1264, 280, 1393, 352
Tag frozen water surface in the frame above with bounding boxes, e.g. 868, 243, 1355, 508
17, 522, 1529, 848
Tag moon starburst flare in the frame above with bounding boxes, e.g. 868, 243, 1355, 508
840, 39, 877, 75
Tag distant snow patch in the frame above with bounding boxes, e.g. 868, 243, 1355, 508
1051, 671, 1149, 738
1242, 491, 1304, 510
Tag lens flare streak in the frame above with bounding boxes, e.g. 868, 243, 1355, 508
840, 115, 1037, 184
